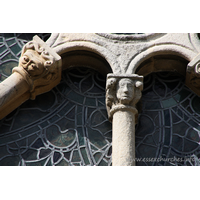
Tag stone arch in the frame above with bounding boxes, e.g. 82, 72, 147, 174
51, 41, 119, 74
126, 44, 198, 74
131, 51, 199, 95
135, 54, 189, 78
60, 50, 113, 76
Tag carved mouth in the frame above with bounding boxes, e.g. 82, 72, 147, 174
28, 65, 37, 71
121, 96, 130, 99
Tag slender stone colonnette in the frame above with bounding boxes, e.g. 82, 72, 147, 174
106, 74, 143, 166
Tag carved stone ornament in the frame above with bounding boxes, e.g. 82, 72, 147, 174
12, 35, 62, 100
186, 53, 200, 96
106, 73, 143, 121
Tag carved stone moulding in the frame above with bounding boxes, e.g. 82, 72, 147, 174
0, 36, 62, 120
96, 33, 165, 41
12, 35, 62, 100
186, 53, 200, 96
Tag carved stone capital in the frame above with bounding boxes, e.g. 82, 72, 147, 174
12, 35, 62, 100
106, 73, 143, 121
186, 53, 200, 96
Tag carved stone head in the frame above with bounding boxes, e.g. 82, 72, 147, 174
19, 40, 56, 78
19, 49, 46, 77
106, 74, 143, 121
13, 35, 62, 100
116, 78, 135, 105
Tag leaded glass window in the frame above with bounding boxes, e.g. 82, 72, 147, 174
0, 66, 112, 166
1, 33, 200, 166
136, 71, 200, 166
0, 33, 112, 166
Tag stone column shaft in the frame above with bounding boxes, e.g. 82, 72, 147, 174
0, 73, 30, 119
112, 109, 136, 166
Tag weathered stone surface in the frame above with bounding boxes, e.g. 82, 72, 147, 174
46, 33, 200, 98
0, 73, 30, 120
12, 35, 62, 100
186, 53, 200, 96
106, 73, 143, 121
112, 109, 136, 166
0, 36, 62, 120
106, 73, 143, 166
46, 33, 200, 75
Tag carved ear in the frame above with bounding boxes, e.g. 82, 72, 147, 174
135, 81, 143, 91
106, 78, 117, 90
130, 82, 143, 106
46, 73, 52, 81
106, 77, 118, 107
194, 63, 200, 77
44, 60, 53, 68
131, 89, 142, 106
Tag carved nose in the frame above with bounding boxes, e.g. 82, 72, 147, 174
23, 60, 31, 69
123, 86, 129, 93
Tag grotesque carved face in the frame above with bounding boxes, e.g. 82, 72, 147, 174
116, 78, 135, 105
19, 49, 46, 77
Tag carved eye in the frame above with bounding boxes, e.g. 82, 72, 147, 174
120, 82, 125, 87
195, 63, 200, 74
43, 51, 49, 55
46, 61, 52, 65
31, 63, 36, 68
21, 55, 29, 64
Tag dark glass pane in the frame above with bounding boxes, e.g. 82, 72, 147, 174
136, 71, 200, 166
10, 44, 21, 55
53, 152, 62, 163
80, 147, 90, 165
94, 152, 102, 163
21, 149, 38, 160
0, 156, 20, 166
46, 126, 76, 147
25, 159, 47, 166
56, 159, 69, 166
162, 98, 177, 108
32, 138, 45, 148
39, 149, 51, 159
98, 159, 108, 166
87, 127, 107, 149
71, 150, 81, 162
192, 96, 200, 114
